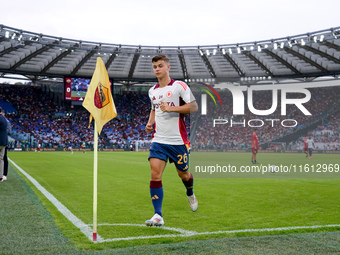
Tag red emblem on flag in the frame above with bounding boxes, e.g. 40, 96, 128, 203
94, 82, 110, 108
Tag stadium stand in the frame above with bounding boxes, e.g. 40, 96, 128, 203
1, 83, 338, 151
0, 25, 340, 83
0, 84, 153, 150
0, 25, 339, 152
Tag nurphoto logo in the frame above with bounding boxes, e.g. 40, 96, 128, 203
199, 84, 312, 128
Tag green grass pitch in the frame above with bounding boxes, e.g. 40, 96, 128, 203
8, 151, 340, 250
71, 91, 87, 98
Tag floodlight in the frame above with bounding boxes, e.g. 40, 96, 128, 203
274, 43, 278, 50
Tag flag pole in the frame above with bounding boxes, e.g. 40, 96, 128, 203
93, 121, 98, 242
82, 57, 117, 243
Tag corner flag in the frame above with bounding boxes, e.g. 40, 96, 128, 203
83, 57, 117, 134
82, 57, 117, 242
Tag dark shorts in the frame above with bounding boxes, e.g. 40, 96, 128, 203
148, 142, 189, 172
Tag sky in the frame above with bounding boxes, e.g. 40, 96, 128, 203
2, 0, 340, 47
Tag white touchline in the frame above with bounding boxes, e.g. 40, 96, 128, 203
9, 159, 340, 244
9, 158, 104, 243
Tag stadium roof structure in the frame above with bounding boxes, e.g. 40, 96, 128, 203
1, 24, 340, 85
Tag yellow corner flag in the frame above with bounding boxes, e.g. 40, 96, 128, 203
83, 57, 117, 134
82, 57, 117, 242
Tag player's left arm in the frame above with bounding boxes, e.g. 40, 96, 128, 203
160, 100, 198, 113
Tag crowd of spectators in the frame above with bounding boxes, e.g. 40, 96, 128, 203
0, 84, 339, 151
0, 84, 153, 150
102, 91, 152, 148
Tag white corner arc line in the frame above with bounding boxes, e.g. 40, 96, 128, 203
96, 223, 198, 235
9, 158, 103, 243
94, 223, 198, 242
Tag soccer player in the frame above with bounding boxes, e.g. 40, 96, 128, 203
144, 54, 198, 226
36, 143, 41, 152
251, 129, 259, 164
306, 136, 315, 159
75, 82, 80, 96
81, 141, 86, 153
303, 136, 309, 158
68, 142, 73, 154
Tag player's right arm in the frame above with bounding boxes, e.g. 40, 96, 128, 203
145, 109, 155, 133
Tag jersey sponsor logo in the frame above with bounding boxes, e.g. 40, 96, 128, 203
152, 96, 156, 101
159, 95, 163, 99
166, 91, 172, 98
154, 101, 176, 108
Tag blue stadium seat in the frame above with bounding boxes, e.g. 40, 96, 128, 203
0, 99, 17, 113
